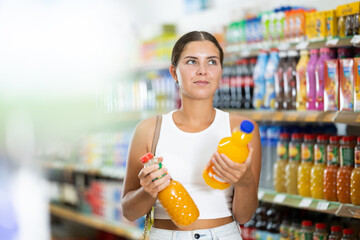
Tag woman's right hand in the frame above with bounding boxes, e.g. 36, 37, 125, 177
138, 157, 171, 198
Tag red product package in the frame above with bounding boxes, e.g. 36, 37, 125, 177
324, 59, 339, 111
339, 58, 354, 111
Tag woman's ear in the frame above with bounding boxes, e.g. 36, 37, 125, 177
169, 65, 178, 83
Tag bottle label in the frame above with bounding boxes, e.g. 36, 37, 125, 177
289, 142, 301, 162
314, 144, 326, 164
340, 146, 354, 166
327, 145, 339, 165
151, 162, 166, 182
277, 141, 289, 160
300, 232, 313, 240
355, 147, 360, 165
301, 143, 314, 162
280, 225, 290, 239
313, 234, 327, 240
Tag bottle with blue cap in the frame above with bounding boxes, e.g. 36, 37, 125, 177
203, 120, 255, 190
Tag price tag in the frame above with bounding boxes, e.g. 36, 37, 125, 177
351, 35, 360, 44
326, 38, 339, 46
274, 194, 286, 203
296, 41, 309, 50
299, 198, 312, 207
258, 190, 265, 200
316, 201, 329, 210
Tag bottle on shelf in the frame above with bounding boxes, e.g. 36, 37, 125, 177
305, 49, 319, 110
243, 58, 256, 109
242, 215, 256, 240
328, 226, 342, 240
140, 153, 199, 228
259, 125, 269, 189
289, 220, 301, 240
266, 126, 281, 190
219, 63, 231, 109
275, 51, 287, 110
274, 132, 290, 192
340, 229, 354, 240
279, 212, 291, 240
310, 135, 329, 199
266, 205, 281, 240
350, 136, 360, 205
337, 136, 355, 204
264, 48, 280, 109
296, 50, 309, 111
230, 60, 240, 109
203, 120, 254, 190
283, 50, 299, 110
234, 59, 245, 109
253, 50, 269, 109
298, 134, 316, 197
299, 220, 314, 240
255, 204, 268, 240
313, 223, 328, 240
285, 133, 303, 195
324, 136, 341, 202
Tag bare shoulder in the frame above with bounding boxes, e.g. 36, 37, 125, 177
229, 112, 258, 131
132, 115, 159, 153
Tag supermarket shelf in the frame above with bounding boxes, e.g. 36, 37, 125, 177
50, 204, 142, 240
258, 188, 360, 219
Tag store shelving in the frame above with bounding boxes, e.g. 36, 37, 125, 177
258, 188, 360, 219
50, 204, 142, 240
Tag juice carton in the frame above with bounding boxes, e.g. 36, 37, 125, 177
315, 11, 326, 40
336, 2, 360, 18
295, 9, 307, 41
324, 59, 339, 111
326, 10, 337, 39
305, 11, 316, 41
354, 58, 360, 111
339, 59, 354, 111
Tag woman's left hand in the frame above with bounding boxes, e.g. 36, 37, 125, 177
210, 147, 255, 187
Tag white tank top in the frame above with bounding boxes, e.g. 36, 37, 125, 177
154, 108, 234, 219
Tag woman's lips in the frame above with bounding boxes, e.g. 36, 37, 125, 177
194, 81, 209, 86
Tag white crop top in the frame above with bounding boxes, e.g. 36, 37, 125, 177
154, 108, 234, 219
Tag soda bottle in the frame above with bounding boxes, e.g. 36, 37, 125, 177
328, 226, 342, 240
283, 50, 299, 110
253, 50, 269, 109
140, 153, 199, 228
313, 223, 328, 240
279, 212, 291, 240
275, 51, 287, 110
350, 136, 360, 205
337, 136, 356, 204
274, 132, 290, 192
315, 48, 335, 110
310, 135, 329, 199
285, 133, 303, 195
230, 61, 239, 109
296, 50, 309, 110
264, 48, 280, 109
340, 229, 354, 240
298, 134, 316, 197
299, 220, 314, 240
323, 136, 341, 201
255, 204, 269, 240
203, 120, 254, 190
305, 49, 319, 110
219, 63, 231, 108
243, 58, 256, 109
289, 221, 301, 240
337, 48, 353, 59
234, 59, 245, 109
266, 205, 281, 240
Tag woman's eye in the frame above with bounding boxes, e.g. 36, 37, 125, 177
186, 59, 196, 64
209, 59, 217, 65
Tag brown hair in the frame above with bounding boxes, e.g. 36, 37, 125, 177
171, 31, 224, 68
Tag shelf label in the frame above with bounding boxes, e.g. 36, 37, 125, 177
326, 38, 339, 46
299, 198, 312, 207
351, 35, 360, 44
316, 201, 329, 210
305, 113, 318, 122
287, 113, 298, 122
356, 114, 360, 122
295, 41, 309, 49
274, 194, 286, 203
274, 112, 284, 121
258, 190, 265, 200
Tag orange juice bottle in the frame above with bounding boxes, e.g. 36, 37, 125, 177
296, 50, 309, 110
203, 120, 254, 190
310, 135, 329, 199
324, 136, 341, 201
350, 137, 360, 205
298, 134, 315, 197
140, 152, 199, 228
274, 132, 290, 192
285, 133, 303, 195
337, 136, 355, 204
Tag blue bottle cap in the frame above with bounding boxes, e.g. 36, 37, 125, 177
240, 120, 254, 133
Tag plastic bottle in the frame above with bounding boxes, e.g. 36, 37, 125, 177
324, 136, 341, 202
203, 120, 254, 190
299, 220, 314, 240
274, 132, 290, 192
259, 125, 269, 189
337, 136, 355, 204
264, 48, 280, 109
337, 48, 353, 59
305, 49, 319, 110
289, 221, 301, 240
298, 134, 316, 197
230, 61, 239, 109
279, 213, 291, 240
243, 58, 256, 109
255, 204, 268, 240
140, 153, 199, 228
310, 135, 329, 199
283, 50, 299, 110
266, 126, 281, 190
340, 229, 354, 240
275, 51, 287, 110
285, 133, 303, 195
350, 136, 360, 205
266, 205, 281, 240
315, 48, 335, 110
242, 215, 256, 240
313, 223, 328, 240
328, 226, 342, 240
253, 50, 269, 109
296, 50, 309, 110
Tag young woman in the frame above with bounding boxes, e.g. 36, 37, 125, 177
121, 31, 261, 239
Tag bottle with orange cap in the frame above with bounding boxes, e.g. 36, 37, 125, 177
140, 152, 199, 228
298, 134, 316, 197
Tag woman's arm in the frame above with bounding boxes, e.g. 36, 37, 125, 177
121, 117, 171, 222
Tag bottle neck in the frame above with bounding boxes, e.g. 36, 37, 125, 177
232, 130, 252, 146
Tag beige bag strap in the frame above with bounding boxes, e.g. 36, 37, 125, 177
151, 115, 162, 155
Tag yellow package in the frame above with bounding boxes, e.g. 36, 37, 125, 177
315, 11, 326, 40
326, 10, 338, 39
336, 2, 360, 17
305, 11, 316, 40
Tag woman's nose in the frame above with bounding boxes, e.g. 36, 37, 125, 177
196, 62, 207, 75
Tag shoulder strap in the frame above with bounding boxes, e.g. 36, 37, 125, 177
150, 115, 162, 155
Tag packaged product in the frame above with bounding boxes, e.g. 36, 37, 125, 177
305, 11, 316, 41
324, 59, 339, 111
354, 58, 360, 111
336, 2, 360, 37
325, 10, 337, 39
315, 11, 326, 40
339, 59, 354, 111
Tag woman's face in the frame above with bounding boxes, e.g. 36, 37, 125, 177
174, 40, 222, 100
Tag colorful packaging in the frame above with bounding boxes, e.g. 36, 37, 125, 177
315, 11, 326, 40
306, 49, 319, 110
305, 11, 316, 41
296, 50, 309, 110
324, 59, 339, 111
264, 49, 280, 109
339, 59, 354, 111
354, 58, 360, 111
253, 50, 269, 109
326, 10, 337, 39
